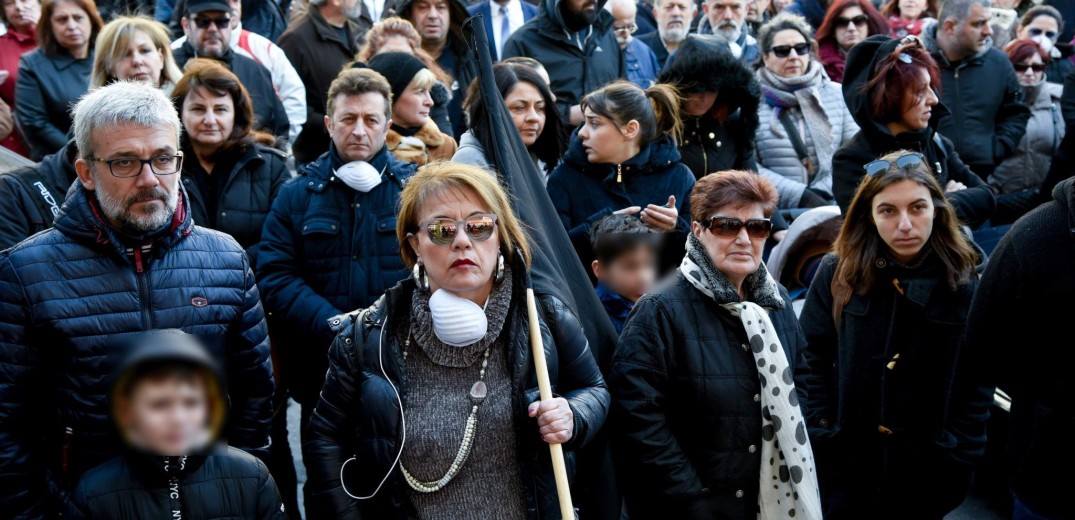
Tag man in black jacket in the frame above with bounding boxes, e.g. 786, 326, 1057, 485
0, 140, 78, 250
0, 81, 274, 518
173, 0, 290, 143
503, 0, 625, 126
923, 0, 1030, 179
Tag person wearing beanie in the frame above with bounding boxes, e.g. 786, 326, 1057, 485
367, 52, 457, 166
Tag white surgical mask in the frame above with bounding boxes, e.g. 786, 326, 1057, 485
335, 161, 384, 192
428, 289, 488, 347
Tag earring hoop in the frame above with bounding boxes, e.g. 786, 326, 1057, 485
493, 253, 505, 283
413, 262, 430, 292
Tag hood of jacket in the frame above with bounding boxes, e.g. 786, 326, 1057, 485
562, 128, 683, 179
538, 0, 614, 35
921, 20, 993, 69
658, 34, 761, 136
1053, 175, 1075, 235
843, 34, 952, 145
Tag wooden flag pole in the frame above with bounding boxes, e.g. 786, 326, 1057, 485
526, 287, 575, 520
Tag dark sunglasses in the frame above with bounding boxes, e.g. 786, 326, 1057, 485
699, 216, 773, 239
770, 42, 810, 58
1027, 27, 1058, 40
192, 15, 231, 29
419, 214, 498, 245
1017, 62, 1047, 73
836, 14, 868, 27
864, 152, 925, 176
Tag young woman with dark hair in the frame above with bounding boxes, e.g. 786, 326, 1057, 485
815, 0, 890, 82
833, 34, 995, 227
798, 149, 991, 519
453, 62, 565, 181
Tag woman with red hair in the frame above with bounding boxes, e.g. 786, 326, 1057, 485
815, 0, 889, 82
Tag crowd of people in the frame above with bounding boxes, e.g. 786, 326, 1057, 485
0, 0, 1073, 518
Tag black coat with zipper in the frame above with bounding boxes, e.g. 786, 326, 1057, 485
0, 140, 78, 250
797, 253, 992, 519
301, 265, 610, 520
181, 143, 291, 269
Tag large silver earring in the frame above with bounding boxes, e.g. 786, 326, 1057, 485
493, 253, 505, 283
413, 262, 429, 292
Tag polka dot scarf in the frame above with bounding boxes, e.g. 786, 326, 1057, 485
679, 236, 823, 520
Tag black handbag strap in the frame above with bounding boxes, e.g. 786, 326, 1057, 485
777, 109, 814, 175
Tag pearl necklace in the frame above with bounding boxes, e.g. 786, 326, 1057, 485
400, 328, 492, 493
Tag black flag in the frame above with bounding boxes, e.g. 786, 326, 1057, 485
459, 15, 619, 371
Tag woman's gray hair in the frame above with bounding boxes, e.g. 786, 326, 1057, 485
73, 81, 182, 160
757, 12, 816, 53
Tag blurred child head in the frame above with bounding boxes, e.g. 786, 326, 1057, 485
112, 330, 225, 457
590, 213, 659, 302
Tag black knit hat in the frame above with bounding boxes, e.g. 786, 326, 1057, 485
367, 52, 428, 105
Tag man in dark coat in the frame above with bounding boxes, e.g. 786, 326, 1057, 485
697, 0, 760, 66
637, 0, 697, 68
503, 0, 625, 126
923, 0, 1030, 179
0, 81, 274, 518
173, 0, 290, 143
278, 0, 360, 166
965, 176, 1075, 520
399, 0, 478, 139
0, 140, 78, 250
256, 68, 416, 432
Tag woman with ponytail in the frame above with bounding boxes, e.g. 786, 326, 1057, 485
547, 80, 695, 279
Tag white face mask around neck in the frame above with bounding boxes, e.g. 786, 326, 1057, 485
428, 288, 488, 347
335, 161, 384, 192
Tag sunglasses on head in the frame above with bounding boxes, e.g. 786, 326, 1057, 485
419, 214, 498, 245
836, 14, 868, 27
699, 216, 773, 239
1018, 62, 1047, 73
769, 42, 810, 58
863, 152, 925, 176
192, 15, 231, 29
1027, 27, 1058, 40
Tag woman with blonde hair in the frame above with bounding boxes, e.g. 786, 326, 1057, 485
366, 52, 458, 166
303, 161, 608, 519
90, 15, 182, 93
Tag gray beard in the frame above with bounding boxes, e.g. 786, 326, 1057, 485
659, 25, 689, 44
715, 23, 741, 43
93, 173, 179, 235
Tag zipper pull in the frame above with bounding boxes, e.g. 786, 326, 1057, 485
616, 164, 622, 183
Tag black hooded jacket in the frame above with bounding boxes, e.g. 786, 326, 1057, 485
658, 35, 760, 180
0, 140, 77, 250
833, 35, 995, 228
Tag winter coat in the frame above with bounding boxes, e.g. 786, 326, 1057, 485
798, 253, 991, 518
923, 24, 1031, 176
964, 176, 1075, 518
14, 48, 92, 160
624, 37, 660, 89
277, 8, 359, 164
255, 145, 416, 407
609, 270, 806, 520
66, 446, 287, 520
817, 39, 847, 83
0, 140, 77, 250
0, 186, 274, 518
835, 35, 996, 228
992, 81, 1065, 194
502, 0, 625, 123
0, 28, 36, 157
784, 0, 828, 33
637, 31, 670, 68
754, 73, 859, 208
172, 43, 289, 143
452, 130, 550, 181
301, 266, 610, 520
181, 143, 292, 268
385, 121, 458, 166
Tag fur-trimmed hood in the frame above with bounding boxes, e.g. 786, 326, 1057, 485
659, 34, 761, 137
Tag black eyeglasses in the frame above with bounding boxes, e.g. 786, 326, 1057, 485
836, 14, 868, 27
88, 153, 184, 178
1027, 27, 1058, 40
419, 214, 498, 245
192, 15, 231, 29
769, 42, 810, 58
863, 152, 924, 176
699, 216, 773, 239
1017, 62, 1047, 73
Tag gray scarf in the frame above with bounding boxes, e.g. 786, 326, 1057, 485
758, 61, 835, 179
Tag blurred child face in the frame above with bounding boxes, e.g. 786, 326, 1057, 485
122, 376, 209, 457
592, 245, 656, 302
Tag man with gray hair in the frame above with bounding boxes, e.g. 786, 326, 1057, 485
638, 0, 697, 67
698, 0, 760, 65
924, 0, 1030, 178
0, 81, 274, 517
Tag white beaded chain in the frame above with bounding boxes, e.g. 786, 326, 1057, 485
400, 329, 492, 493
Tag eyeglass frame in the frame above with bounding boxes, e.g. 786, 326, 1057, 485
835, 14, 868, 28
697, 216, 773, 239
86, 153, 185, 178
769, 42, 810, 58
863, 152, 925, 176
613, 23, 638, 33
416, 213, 499, 245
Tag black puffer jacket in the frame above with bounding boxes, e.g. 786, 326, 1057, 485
658, 35, 760, 180
502, 0, 624, 123
609, 270, 806, 520
302, 264, 609, 519
965, 177, 1075, 518
0, 186, 274, 518
798, 253, 992, 519
0, 140, 77, 250
181, 143, 291, 269
834, 35, 996, 228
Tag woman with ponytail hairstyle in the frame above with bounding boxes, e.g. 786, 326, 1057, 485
547, 80, 695, 278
